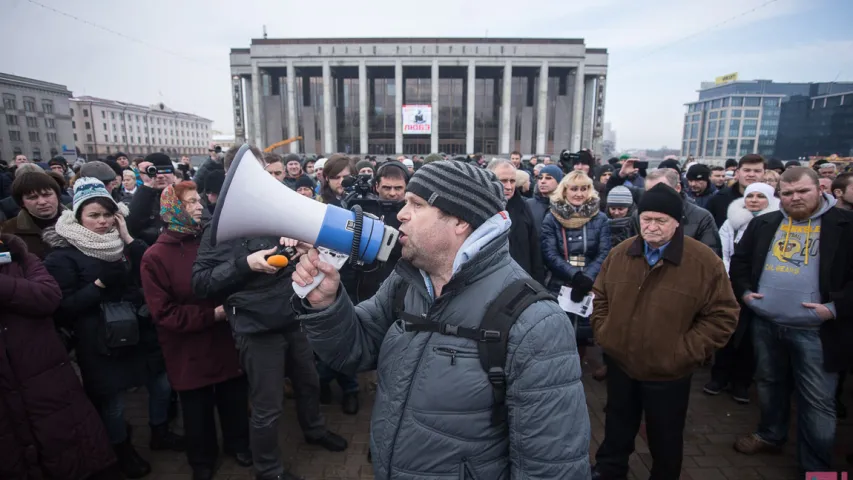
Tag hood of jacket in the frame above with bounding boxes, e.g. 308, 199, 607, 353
41, 225, 70, 249
726, 196, 780, 232
780, 192, 836, 220
0, 233, 29, 259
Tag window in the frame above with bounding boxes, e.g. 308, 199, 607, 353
122, 136, 126, 143
9, 130, 21, 141
119, 113, 124, 120
111, 112, 115, 119
692, 114, 700, 122
136, 115, 140, 122
72, 120, 76, 128
708, 120, 717, 138
23, 97, 36, 112
6, 114, 17, 125
722, 98, 729, 107
690, 123, 699, 139
113, 135, 118, 142
26, 116, 39, 128
739, 139, 755, 155
731, 109, 742, 118
85, 121, 91, 129
112, 124, 116, 131
42, 101, 54, 114
763, 98, 779, 107
731, 97, 743, 107
744, 109, 760, 118
712, 99, 722, 109
729, 119, 741, 137
705, 139, 715, 155
28, 131, 40, 142
726, 139, 738, 156
709, 111, 718, 120
157, 118, 161, 125
104, 135, 109, 142
741, 119, 758, 137
3, 94, 16, 110
70, 108, 75, 116
102, 123, 107, 130
47, 132, 57, 143
718, 120, 727, 137
87, 134, 92, 142
32, 148, 41, 160
83, 109, 89, 117
719, 109, 727, 118
744, 97, 761, 107
73, 133, 78, 141
101, 111, 106, 118
45, 118, 55, 128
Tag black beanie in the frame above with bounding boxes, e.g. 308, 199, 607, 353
725, 158, 738, 169
284, 153, 301, 165
658, 159, 681, 174
145, 153, 173, 167
767, 158, 785, 172
295, 175, 315, 191
638, 183, 683, 223
686, 164, 711, 181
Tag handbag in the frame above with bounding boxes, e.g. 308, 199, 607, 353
561, 227, 593, 345
99, 301, 140, 352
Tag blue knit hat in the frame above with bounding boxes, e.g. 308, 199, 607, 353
72, 177, 116, 215
540, 165, 564, 183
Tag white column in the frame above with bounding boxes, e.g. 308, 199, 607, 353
582, 76, 596, 150
286, 61, 299, 152
570, 61, 585, 152
430, 58, 439, 153
500, 60, 512, 154
535, 61, 549, 154
395, 60, 403, 154
358, 61, 368, 155
243, 77, 253, 144
251, 62, 262, 147
322, 60, 333, 153
593, 75, 606, 158
466, 59, 476, 154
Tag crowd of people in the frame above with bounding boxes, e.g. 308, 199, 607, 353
0, 146, 852, 480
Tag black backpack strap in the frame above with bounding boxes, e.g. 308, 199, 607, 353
392, 278, 409, 319
478, 279, 554, 426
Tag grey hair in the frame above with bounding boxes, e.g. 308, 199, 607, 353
15, 163, 44, 177
646, 168, 680, 189
487, 158, 515, 172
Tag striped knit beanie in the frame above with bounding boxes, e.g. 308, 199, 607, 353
406, 160, 505, 229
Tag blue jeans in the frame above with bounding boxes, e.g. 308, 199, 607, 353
99, 371, 173, 444
316, 359, 359, 394
751, 317, 837, 471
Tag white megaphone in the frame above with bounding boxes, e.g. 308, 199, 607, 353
210, 144, 399, 298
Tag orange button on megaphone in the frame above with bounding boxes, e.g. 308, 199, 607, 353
266, 255, 289, 268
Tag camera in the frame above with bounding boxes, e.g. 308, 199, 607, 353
145, 164, 174, 177
341, 174, 404, 233
559, 150, 580, 173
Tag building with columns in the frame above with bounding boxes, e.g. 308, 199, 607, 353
229, 38, 608, 156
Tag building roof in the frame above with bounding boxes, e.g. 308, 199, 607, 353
694, 80, 853, 101
70, 95, 212, 122
250, 37, 590, 46
0, 72, 72, 96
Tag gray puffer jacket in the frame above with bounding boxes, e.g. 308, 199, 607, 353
296, 231, 591, 480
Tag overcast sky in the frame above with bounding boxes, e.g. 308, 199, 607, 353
2, 0, 851, 150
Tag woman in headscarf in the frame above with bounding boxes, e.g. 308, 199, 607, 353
540, 171, 612, 357
43, 177, 184, 479
140, 181, 251, 480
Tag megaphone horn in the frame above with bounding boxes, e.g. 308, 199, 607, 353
209, 144, 399, 297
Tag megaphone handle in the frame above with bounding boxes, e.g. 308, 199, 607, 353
292, 250, 350, 299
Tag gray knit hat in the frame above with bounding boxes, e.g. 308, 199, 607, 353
406, 160, 505, 229
80, 161, 118, 184
607, 185, 634, 208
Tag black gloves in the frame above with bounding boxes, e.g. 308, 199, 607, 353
570, 272, 594, 303
98, 260, 127, 288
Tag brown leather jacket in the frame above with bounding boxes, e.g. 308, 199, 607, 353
591, 229, 739, 381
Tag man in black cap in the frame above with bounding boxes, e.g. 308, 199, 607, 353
685, 164, 718, 210
292, 160, 591, 479
591, 183, 739, 480
707, 154, 766, 227
48, 156, 70, 180
282, 154, 311, 191
127, 153, 177, 245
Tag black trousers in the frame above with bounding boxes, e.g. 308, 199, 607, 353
595, 358, 692, 480
178, 375, 250, 470
710, 324, 755, 389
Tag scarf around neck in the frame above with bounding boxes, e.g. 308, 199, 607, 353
53, 202, 130, 262
160, 185, 201, 235
550, 197, 600, 229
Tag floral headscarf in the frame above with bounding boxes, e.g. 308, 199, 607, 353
160, 185, 201, 235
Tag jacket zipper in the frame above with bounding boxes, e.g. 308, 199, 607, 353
433, 347, 478, 366
459, 457, 482, 480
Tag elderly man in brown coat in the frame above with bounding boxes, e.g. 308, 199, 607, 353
590, 183, 740, 480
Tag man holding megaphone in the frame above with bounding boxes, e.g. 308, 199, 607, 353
291, 161, 592, 479
191, 146, 347, 480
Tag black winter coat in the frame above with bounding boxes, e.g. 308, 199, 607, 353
42, 231, 165, 398
706, 183, 743, 228
191, 222, 299, 335
193, 157, 225, 194
506, 191, 545, 284
525, 192, 550, 234
126, 185, 164, 245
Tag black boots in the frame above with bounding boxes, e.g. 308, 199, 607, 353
113, 438, 151, 479
342, 392, 359, 415
305, 430, 348, 452
149, 422, 186, 451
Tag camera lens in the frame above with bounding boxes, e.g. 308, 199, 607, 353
145, 165, 158, 176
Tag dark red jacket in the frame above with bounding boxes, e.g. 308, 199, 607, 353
0, 234, 115, 479
140, 230, 243, 391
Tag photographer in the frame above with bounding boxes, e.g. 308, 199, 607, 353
127, 153, 177, 246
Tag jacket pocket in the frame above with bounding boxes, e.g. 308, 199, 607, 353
433, 347, 479, 366
458, 458, 482, 480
